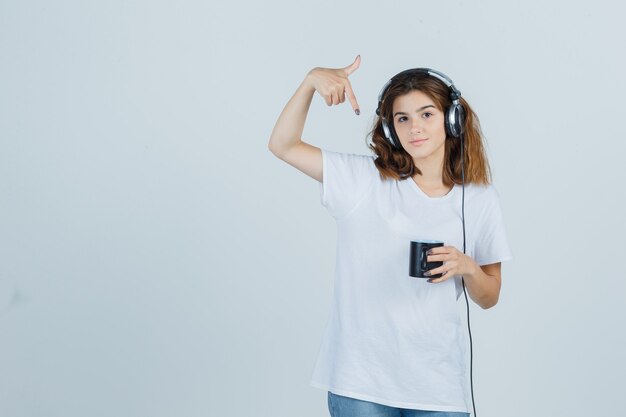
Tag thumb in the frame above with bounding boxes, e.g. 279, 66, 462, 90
343, 54, 361, 76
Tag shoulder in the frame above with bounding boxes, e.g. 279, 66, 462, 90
460, 183, 505, 220
465, 182, 501, 201
319, 149, 378, 219
321, 148, 377, 176
321, 148, 376, 165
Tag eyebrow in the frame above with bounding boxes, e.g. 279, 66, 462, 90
393, 105, 436, 118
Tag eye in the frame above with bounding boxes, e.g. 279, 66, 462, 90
398, 116, 408, 122
423, 112, 433, 118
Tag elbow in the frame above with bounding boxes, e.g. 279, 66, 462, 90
480, 294, 500, 310
268, 141, 281, 157
268, 138, 287, 159
479, 274, 501, 310
480, 300, 498, 310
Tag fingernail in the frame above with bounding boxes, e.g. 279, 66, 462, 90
427, 249, 433, 255
355, 109, 360, 115
424, 271, 431, 277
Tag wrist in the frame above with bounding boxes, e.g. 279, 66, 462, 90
302, 70, 318, 93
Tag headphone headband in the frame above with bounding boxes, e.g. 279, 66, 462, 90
376, 68, 461, 116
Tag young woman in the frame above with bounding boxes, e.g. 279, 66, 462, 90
268, 55, 513, 417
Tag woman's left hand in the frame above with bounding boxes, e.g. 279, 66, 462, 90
425, 245, 479, 283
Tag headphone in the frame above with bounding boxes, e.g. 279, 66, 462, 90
375, 68, 465, 150
376, 68, 479, 417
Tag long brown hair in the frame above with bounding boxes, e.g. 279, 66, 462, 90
366, 71, 492, 186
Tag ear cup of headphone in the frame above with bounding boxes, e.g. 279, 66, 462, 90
389, 121, 402, 149
446, 103, 465, 138
382, 117, 402, 150
456, 104, 465, 136
381, 117, 392, 144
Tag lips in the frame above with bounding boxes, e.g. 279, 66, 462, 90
409, 138, 428, 145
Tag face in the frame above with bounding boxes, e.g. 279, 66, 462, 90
391, 90, 447, 165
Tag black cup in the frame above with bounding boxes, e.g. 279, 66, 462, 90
409, 240, 444, 278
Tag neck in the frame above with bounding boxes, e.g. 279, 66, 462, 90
412, 155, 445, 188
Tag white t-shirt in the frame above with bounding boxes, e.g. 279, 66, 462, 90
309, 148, 513, 413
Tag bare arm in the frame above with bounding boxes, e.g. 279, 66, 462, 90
426, 247, 503, 309
267, 74, 315, 157
267, 74, 323, 181
463, 262, 502, 309
268, 56, 361, 182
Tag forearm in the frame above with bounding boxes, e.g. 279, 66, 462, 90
268, 72, 316, 156
462, 265, 501, 309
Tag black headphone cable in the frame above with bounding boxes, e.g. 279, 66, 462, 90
459, 131, 477, 417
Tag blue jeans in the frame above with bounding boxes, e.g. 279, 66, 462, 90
327, 391, 470, 417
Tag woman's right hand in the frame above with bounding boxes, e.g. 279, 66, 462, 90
306, 55, 362, 115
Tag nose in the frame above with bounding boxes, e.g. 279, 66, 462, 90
410, 119, 424, 134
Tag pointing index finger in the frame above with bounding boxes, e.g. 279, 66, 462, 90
343, 80, 360, 115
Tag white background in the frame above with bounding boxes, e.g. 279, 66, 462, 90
1, 1, 624, 416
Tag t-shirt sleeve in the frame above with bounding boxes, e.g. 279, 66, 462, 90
318, 148, 376, 220
473, 185, 514, 266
